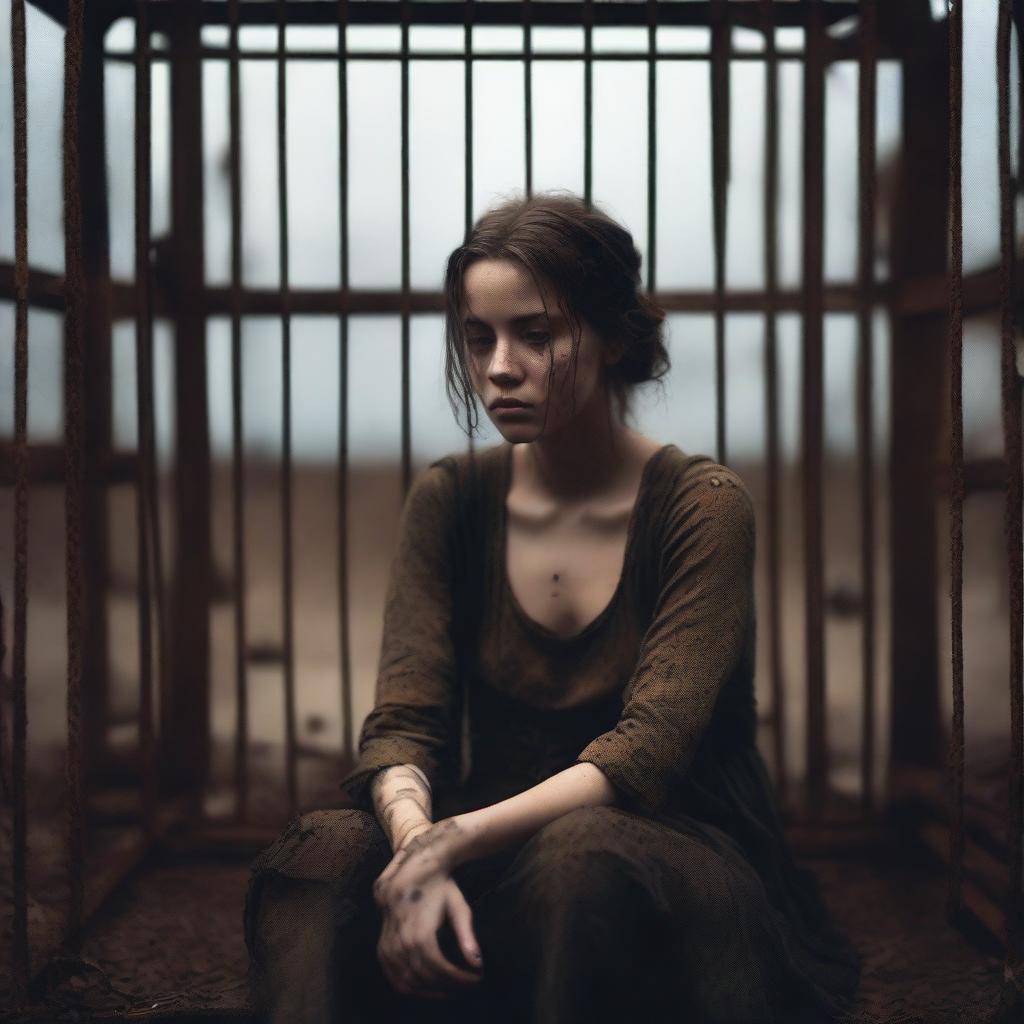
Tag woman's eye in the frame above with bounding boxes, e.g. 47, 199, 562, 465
466, 333, 548, 348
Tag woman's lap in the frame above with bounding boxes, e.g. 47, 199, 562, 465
244, 803, 797, 1024
454, 804, 781, 1024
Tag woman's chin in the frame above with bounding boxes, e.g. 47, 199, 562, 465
489, 419, 539, 443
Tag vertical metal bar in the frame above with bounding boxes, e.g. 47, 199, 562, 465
709, 0, 729, 465
80, 9, 114, 796
228, 0, 250, 823
133, 0, 158, 839
886, 3, 948, 805
336, 0, 355, 774
276, 0, 298, 820
802, 0, 828, 822
136, 6, 171, 833
758, 0, 786, 806
1014, 2, 1024, 210
646, 0, 657, 294
583, 0, 593, 205
143, 97, 170, 833
996, 0, 1023, 963
464, 0, 473, 238
165, 0, 211, 802
10, 0, 30, 998
946, 0, 965, 923
63, 0, 87, 953
524, 0, 533, 200
856, 0, 879, 824
464, 0, 476, 457
401, 0, 411, 496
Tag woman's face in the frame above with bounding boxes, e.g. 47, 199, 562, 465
461, 257, 615, 442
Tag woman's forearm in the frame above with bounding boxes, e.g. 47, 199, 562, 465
446, 761, 619, 867
370, 764, 435, 853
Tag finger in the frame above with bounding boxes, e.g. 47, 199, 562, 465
382, 922, 434, 1000
398, 932, 460, 998
418, 930, 484, 989
377, 941, 401, 995
445, 887, 484, 969
396, 930, 443, 997
397, 951, 450, 999
394, 959, 447, 1001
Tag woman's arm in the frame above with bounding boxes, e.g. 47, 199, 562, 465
371, 763, 436, 853
442, 761, 618, 868
337, 461, 464, 813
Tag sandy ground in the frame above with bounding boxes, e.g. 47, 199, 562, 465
0, 452, 1019, 1017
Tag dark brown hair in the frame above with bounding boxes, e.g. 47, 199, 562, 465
442, 190, 670, 438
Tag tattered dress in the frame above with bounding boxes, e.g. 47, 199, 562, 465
244, 441, 862, 1024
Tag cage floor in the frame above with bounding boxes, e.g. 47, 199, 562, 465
0, 835, 1014, 1024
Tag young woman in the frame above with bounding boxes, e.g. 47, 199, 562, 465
243, 191, 862, 1023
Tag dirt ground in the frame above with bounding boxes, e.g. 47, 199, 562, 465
0, 454, 1020, 1020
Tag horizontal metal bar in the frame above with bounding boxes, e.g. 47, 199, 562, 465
0, 263, 67, 311
889, 765, 1012, 865
104, 47, 827, 64
6, 261, 1016, 322
105, 283, 894, 319
919, 821, 1009, 913
894, 262, 1024, 317
2, 276, 884, 319
140, 1, 861, 32
935, 456, 1012, 497
0, 443, 140, 486
916, 823, 1010, 952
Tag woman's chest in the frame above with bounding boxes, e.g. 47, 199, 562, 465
504, 508, 633, 642
473, 525, 651, 711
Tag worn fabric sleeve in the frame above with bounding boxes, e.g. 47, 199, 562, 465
574, 464, 756, 817
337, 461, 461, 813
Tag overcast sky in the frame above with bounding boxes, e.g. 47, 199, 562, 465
0, 1, 1012, 466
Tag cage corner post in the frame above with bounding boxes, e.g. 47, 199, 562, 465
160, 0, 212, 809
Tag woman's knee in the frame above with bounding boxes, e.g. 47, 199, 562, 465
529, 805, 637, 867
243, 809, 388, 976
506, 806, 643, 903
250, 807, 389, 883
244, 809, 391, 1014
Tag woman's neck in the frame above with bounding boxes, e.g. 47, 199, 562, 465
518, 402, 639, 502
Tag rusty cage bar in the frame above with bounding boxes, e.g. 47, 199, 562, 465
1, 0, 1022, 1013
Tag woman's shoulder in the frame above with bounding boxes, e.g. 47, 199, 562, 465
403, 442, 507, 522
656, 445, 751, 502
650, 446, 755, 540
421, 442, 507, 494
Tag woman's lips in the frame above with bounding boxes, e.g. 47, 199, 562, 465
493, 404, 532, 415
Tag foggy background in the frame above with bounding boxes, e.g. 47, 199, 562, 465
0, 2, 1010, 465
0, 1, 1015, 811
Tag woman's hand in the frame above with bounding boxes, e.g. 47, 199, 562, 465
373, 819, 484, 1000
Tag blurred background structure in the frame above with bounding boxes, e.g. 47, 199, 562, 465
0, 0, 1022, 1020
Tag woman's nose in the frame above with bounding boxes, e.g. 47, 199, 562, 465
488, 336, 521, 382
